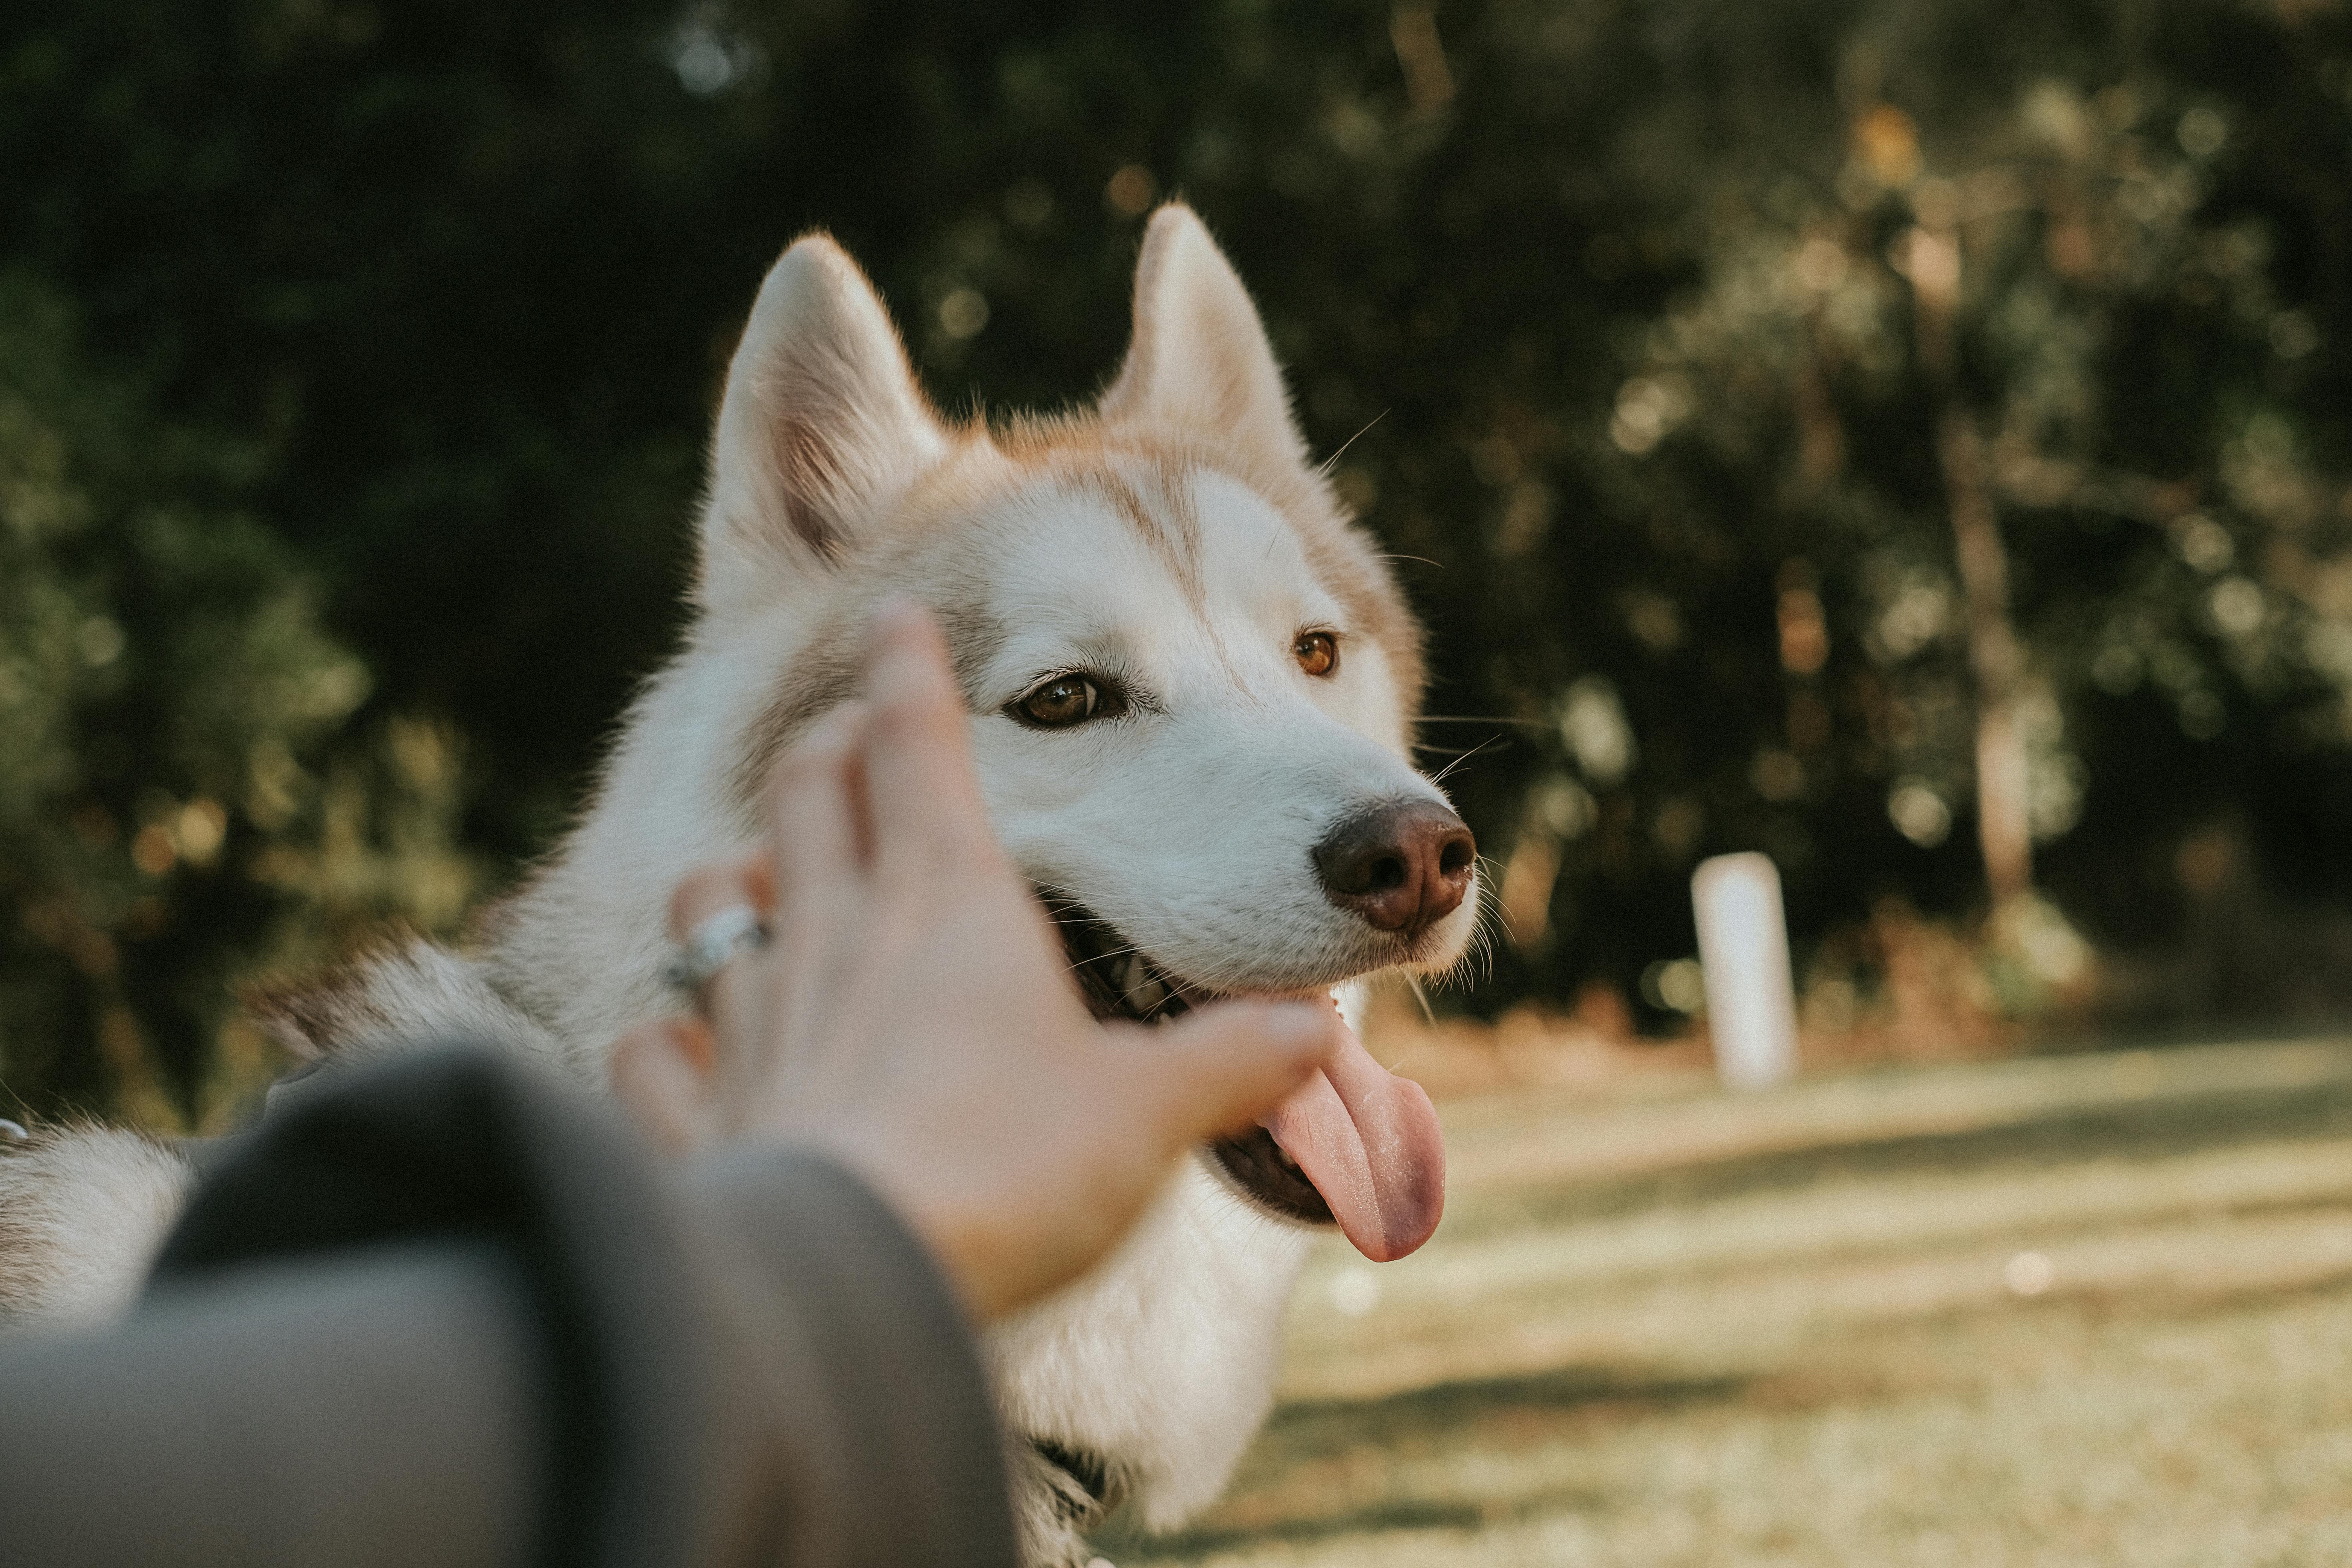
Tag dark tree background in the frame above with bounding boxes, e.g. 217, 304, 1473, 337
6, 0, 2352, 1126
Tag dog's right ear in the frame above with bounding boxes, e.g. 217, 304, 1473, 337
1098, 204, 1310, 479
702, 235, 946, 602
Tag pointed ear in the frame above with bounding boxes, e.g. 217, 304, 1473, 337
1097, 204, 1309, 473
702, 235, 946, 599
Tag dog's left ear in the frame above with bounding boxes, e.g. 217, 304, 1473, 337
701, 234, 947, 604
1098, 204, 1310, 477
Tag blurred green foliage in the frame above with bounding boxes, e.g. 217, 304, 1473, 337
5, 0, 2352, 1120
0, 272, 475, 1125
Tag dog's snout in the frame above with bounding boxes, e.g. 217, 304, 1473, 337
1312, 800, 1476, 937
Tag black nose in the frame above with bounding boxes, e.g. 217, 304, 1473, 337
1312, 799, 1476, 937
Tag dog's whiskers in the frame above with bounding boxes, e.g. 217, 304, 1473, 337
1426, 736, 1503, 787
1062, 940, 1148, 974
1468, 860, 1505, 983
1315, 409, 1387, 475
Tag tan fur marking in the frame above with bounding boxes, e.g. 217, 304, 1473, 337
1084, 469, 1204, 611
245, 948, 407, 1059
730, 592, 1008, 810
732, 618, 866, 809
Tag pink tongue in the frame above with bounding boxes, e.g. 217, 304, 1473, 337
1258, 1012, 1445, 1261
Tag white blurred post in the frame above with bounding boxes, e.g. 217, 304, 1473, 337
1691, 853, 1799, 1090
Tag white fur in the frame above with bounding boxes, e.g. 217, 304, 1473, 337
991, 1164, 1315, 1527
0, 1128, 192, 1324
0, 208, 1473, 1566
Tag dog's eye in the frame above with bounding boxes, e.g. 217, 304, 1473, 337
1011, 674, 1115, 729
1294, 631, 1340, 678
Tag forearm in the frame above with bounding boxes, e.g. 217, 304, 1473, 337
0, 1050, 1017, 1568
0, 1242, 543, 1568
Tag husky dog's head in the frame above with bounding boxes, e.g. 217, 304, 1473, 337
691, 206, 1473, 1262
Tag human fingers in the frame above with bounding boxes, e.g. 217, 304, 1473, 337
856, 598, 998, 886
609, 1017, 719, 1155
762, 700, 871, 912
1115, 1001, 1343, 1154
666, 854, 773, 1097
666, 854, 772, 944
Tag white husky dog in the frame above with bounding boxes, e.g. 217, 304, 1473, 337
0, 204, 1476, 1564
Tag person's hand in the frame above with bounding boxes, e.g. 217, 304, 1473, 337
609, 599, 1344, 1319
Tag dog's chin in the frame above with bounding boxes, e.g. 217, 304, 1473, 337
1050, 899, 1425, 1231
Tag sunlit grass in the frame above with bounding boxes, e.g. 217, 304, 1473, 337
1095, 1038, 2352, 1566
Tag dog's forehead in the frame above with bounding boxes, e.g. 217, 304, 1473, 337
949, 458, 1334, 665
1190, 469, 1331, 602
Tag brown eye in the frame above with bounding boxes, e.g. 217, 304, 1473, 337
1011, 674, 1111, 729
1294, 630, 1339, 678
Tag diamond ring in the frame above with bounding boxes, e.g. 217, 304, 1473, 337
663, 904, 771, 998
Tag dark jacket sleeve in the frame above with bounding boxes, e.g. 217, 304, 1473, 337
0, 1047, 1017, 1568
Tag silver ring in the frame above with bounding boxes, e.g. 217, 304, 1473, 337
664, 905, 771, 997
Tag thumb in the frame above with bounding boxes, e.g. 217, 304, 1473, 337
1126, 1001, 1342, 1153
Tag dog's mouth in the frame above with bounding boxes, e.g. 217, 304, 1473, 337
1055, 908, 1330, 1227
1052, 902, 1445, 1262
1057, 905, 1204, 1028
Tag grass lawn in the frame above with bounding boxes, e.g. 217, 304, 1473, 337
1092, 1038, 2352, 1566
